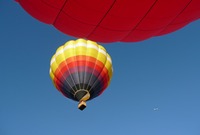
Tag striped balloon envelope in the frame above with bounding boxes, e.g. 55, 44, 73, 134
49, 39, 113, 110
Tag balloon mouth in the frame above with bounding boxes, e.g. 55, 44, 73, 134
74, 89, 90, 101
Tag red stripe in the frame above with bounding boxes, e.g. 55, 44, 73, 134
53, 55, 110, 90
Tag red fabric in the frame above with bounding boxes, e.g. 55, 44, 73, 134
17, 0, 200, 42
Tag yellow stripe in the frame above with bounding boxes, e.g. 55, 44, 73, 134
49, 68, 56, 87
50, 39, 113, 80
50, 39, 111, 65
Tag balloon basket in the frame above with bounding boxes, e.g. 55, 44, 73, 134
78, 101, 86, 111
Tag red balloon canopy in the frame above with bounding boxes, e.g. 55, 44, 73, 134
17, 0, 200, 42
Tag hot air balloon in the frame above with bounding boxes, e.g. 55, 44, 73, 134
49, 39, 113, 110
17, 0, 200, 42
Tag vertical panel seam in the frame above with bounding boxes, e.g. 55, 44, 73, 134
86, 0, 117, 38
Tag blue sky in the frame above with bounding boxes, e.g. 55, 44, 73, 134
1, 1, 200, 135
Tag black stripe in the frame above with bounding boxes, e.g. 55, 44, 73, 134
60, 72, 105, 101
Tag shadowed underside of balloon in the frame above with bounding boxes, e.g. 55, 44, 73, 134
17, 0, 200, 42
